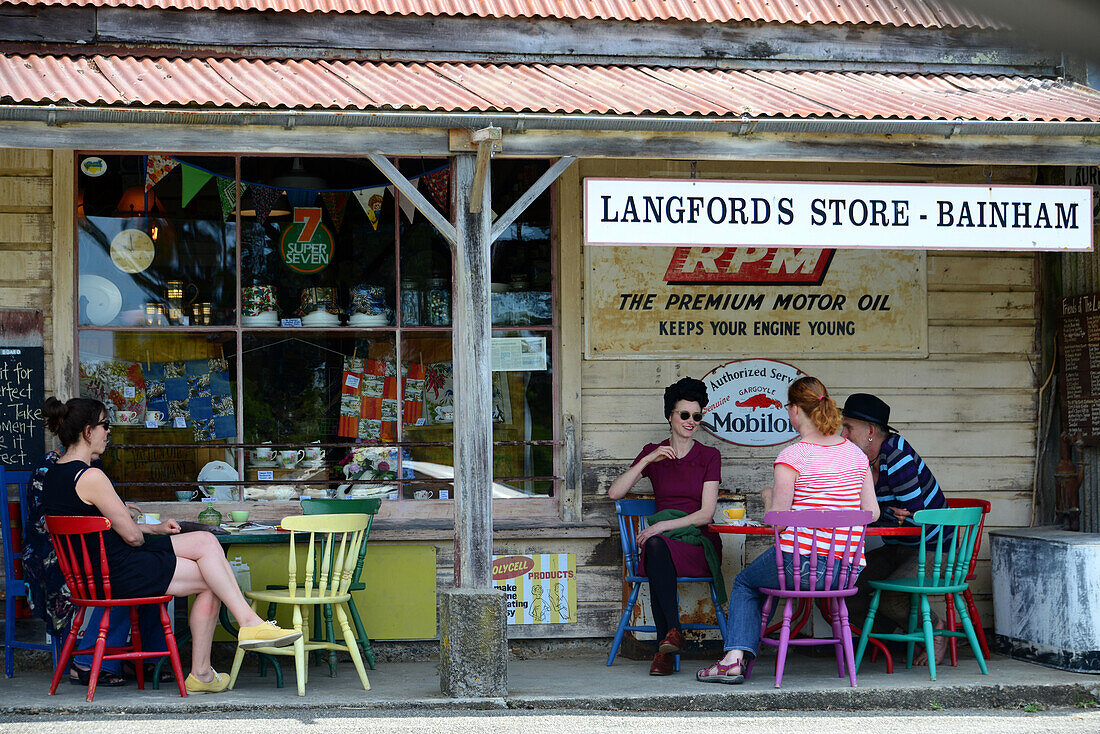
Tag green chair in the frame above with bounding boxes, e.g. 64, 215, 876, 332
262, 498, 381, 673
854, 506, 988, 680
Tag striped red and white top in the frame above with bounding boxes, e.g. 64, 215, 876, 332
773, 439, 870, 566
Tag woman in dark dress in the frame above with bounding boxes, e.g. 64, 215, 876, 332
608, 377, 722, 676
41, 397, 302, 694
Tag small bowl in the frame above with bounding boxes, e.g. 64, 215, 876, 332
230, 510, 250, 522
176, 490, 194, 502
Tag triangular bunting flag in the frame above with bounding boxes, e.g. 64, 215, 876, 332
251, 185, 284, 226
421, 168, 449, 211
353, 186, 387, 231
398, 177, 419, 223
145, 155, 179, 192
320, 191, 350, 233
180, 164, 213, 208
217, 178, 248, 220
286, 188, 318, 208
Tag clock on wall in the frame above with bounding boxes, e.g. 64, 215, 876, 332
110, 228, 155, 274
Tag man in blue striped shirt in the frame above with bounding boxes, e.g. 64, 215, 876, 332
841, 393, 949, 665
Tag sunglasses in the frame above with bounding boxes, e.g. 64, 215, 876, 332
676, 411, 704, 422
95, 419, 111, 429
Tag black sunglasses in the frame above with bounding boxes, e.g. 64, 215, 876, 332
95, 419, 111, 429
676, 411, 704, 422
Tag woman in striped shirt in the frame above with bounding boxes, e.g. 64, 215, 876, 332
697, 376, 878, 684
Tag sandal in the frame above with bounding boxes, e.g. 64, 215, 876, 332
696, 660, 745, 685
69, 663, 127, 687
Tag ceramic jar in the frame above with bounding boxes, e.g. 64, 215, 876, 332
298, 286, 340, 317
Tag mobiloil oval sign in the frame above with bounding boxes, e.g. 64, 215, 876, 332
701, 359, 804, 447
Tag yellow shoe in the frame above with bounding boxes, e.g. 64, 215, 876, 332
238, 620, 302, 649
184, 669, 230, 694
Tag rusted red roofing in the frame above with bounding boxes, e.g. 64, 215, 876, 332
3, 54, 1096, 121
0, 0, 1003, 27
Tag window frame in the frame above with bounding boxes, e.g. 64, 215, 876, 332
71, 151, 563, 520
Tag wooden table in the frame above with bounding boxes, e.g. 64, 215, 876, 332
707, 521, 921, 673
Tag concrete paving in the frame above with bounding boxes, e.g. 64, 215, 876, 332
1, 649, 1097, 715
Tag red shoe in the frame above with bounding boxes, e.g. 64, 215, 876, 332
650, 652, 675, 676
658, 627, 685, 654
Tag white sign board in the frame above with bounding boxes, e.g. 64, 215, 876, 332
585, 178, 1093, 251
700, 359, 803, 447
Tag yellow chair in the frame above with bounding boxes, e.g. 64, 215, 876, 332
228, 513, 371, 696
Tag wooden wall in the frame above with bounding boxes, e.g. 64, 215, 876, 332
0, 150, 55, 388
561, 158, 1042, 630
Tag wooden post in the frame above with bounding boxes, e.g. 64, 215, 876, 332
451, 153, 493, 589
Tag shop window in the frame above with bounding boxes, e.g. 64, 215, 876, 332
74, 154, 558, 511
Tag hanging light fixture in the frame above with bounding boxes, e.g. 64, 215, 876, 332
115, 185, 166, 216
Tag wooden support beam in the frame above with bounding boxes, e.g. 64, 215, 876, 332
451, 153, 494, 589
365, 152, 457, 247
491, 156, 575, 243
466, 127, 502, 214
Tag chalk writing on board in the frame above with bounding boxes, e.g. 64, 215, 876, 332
0, 346, 46, 471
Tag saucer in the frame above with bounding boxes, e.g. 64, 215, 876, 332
243, 312, 279, 327
250, 459, 277, 468
348, 313, 389, 327
301, 311, 340, 327
110, 421, 142, 427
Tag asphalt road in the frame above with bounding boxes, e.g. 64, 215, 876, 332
3, 708, 1099, 733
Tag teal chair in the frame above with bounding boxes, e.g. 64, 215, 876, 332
262, 498, 381, 674
854, 506, 988, 680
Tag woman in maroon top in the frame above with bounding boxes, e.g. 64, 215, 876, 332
609, 377, 722, 676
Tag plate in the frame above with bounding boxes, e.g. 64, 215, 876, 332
197, 460, 239, 500
79, 274, 123, 326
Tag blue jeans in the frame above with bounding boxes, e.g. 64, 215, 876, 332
723, 548, 849, 657
74, 605, 167, 675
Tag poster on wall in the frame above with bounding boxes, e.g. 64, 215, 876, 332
585, 245, 926, 358
492, 554, 576, 625
700, 359, 804, 447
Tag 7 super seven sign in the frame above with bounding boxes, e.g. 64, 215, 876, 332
281, 207, 334, 274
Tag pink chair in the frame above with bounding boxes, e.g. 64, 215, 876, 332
747, 509, 874, 688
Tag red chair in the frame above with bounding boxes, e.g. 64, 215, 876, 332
944, 498, 992, 665
45, 515, 187, 701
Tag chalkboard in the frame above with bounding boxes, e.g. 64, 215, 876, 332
0, 346, 45, 471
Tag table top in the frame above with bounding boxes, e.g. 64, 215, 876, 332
709, 522, 921, 537
215, 529, 292, 544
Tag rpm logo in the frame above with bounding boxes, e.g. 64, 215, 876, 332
701, 359, 804, 447
664, 247, 834, 285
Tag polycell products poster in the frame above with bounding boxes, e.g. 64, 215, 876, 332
492, 554, 577, 625
585, 245, 926, 358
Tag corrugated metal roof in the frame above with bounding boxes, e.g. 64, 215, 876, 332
3, 54, 1096, 121
0, 0, 1004, 27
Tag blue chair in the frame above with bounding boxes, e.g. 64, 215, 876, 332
1, 464, 62, 677
607, 498, 727, 670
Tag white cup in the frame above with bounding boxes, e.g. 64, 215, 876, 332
144, 410, 165, 425
277, 449, 304, 469
115, 410, 139, 425
254, 445, 274, 462
304, 446, 324, 464
413, 489, 431, 500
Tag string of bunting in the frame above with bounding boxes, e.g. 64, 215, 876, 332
144, 155, 449, 225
